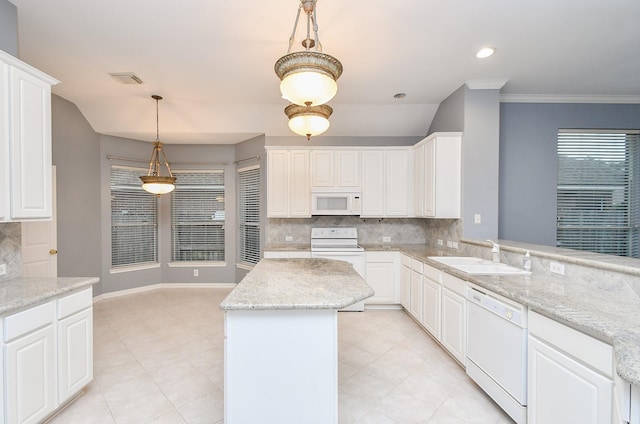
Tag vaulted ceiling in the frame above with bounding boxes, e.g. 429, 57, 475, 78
9, 0, 640, 144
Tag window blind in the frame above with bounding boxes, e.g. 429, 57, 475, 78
557, 131, 640, 257
238, 165, 260, 265
111, 165, 158, 268
171, 170, 225, 262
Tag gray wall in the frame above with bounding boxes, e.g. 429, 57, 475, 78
499, 102, 640, 245
0, 0, 17, 57
427, 85, 501, 240
51, 95, 102, 283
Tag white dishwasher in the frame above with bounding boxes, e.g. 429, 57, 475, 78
466, 284, 528, 424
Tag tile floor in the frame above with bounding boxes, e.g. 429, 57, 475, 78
48, 288, 514, 424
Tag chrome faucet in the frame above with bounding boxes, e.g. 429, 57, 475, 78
487, 239, 500, 263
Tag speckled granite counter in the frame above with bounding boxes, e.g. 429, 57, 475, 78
220, 258, 374, 311
263, 243, 311, 252
0, 277, 100, 315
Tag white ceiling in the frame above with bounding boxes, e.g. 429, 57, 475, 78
8, 0, 640, 144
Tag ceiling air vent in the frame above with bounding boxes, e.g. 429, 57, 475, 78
109, 72, 143, 84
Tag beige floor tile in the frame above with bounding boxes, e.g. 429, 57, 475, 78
143, 409, 188, 424
176, 389, 225, 424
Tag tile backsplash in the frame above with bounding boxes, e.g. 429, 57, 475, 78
267, 216, 463, 246
0, 222, 21, 280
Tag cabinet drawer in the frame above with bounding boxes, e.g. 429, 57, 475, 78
411, 258, 423, 273
401, 254, 412, 267
529, 310, 613, 378
57, 287, 92, 319
423, 263, 440, 282
4, 301, 55, 342
441, 272, 466, 296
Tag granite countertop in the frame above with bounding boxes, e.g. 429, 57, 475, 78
0, 276, 100, 315
220, 258, 374, 311
263, 243, 311, 251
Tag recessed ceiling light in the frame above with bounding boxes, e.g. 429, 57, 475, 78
393, 92, 407, 99
476, 47, 496, 59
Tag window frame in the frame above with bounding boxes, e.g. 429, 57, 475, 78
237, 164, 261, 268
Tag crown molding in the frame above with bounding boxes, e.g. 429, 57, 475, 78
500, 94, 640, 104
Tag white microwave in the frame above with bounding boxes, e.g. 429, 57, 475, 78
311, 191, 361, 215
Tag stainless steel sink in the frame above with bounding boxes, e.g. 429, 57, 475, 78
428, 256, 531, 276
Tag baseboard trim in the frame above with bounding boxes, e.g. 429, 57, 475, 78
93, 282, 237, 303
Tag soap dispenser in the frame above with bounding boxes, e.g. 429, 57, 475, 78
522, 251, 531, 271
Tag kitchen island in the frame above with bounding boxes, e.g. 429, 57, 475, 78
220, 258, 374, 424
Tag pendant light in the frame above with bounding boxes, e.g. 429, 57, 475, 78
275, 0, 342, 139
140, 95, 176, 195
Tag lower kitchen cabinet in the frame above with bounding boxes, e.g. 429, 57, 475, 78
528, 310, 613, 424
400, 255, 411, 310
440, 273, 467, 364
420, 267, 441, 340
2, 287, 93, 424
365, 252, 399, 304
4, 302, 56, 424
409, 259, 423, 321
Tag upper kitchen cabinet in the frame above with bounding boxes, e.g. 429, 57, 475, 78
311, 149, 360, 188
361, 148, 413, 217
0, 50, 59, 222
267, 148, 311, 218
414, 133, 462, 219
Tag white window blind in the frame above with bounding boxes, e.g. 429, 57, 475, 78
171, 170, 225, 262
111, 165, 158, 268
557, 131, 640, 257
238, 165, 260, 265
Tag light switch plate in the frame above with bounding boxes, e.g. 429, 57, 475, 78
382, 236, 391, 242
0, 264, 6, 276
550, 261, 565, 275
285, 236, 293, 242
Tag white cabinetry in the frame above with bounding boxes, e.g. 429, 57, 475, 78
361, 149, 412, 217
400, 255, 411, 310
0, 50, 58, 222
267, 149, 310, 218
57, 288, 93, 405
421, 264, 441, 340
409, 259, 423, 321
365, 252, 399, 304
440, 272, 467, 364
4, 302, 56, 424
528, 310, 613, 424
311, 149, 360, 188
414, 132, 462, 218
263, 250, 311, 259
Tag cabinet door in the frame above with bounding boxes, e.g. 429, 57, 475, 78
410, 270, 423, 321
365, 261, 396, 304
421, 277, 441, 340
360, 150, 385, 217
413, 144, 425, 217
528, 335, 613, 424
441, 287, 466, 363
335, 150, 360, 187
0, 62, 8, 221
386, 150, 412, 217
432, 135, 461, 218
400, 264, 411, 310
289, 150, 310, 217
58, 308, 93, 404
311, 150, 334, 187
5, 325, 56, 424
9, 67, 52, 220
267, 150, 289, 217
423, 140, 436, 217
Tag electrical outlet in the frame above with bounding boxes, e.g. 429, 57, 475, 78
193, 269, 199, 277
446, 241, 453, 248
550, 262, 565, 275
0, 263, 6, 276
285, 236, 293, 242
382, 236, 391, 242
474, 214, 481, 224
437, 239, 443, 246
452, 241, 459, 249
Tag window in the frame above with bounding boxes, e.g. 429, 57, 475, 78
171, 171, 225, 262
110, 166, 158, 268
238, 165, 260, 265
557, 131, 640, 257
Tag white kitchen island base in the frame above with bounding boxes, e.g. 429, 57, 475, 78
224, 309, 338, 424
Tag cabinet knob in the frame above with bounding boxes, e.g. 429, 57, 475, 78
49, 249, 58, 255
